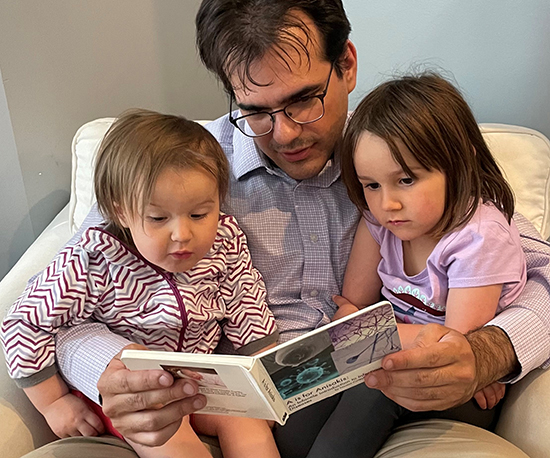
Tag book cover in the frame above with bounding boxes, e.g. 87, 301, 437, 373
121, 300, 401, 424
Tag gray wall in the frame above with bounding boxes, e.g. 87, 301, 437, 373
0, 0, 227, 280
0, 67, 36, 278
1, 0, 549, 280
346, 0, 550, 138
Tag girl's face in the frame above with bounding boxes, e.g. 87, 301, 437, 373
353, 131, 446, 244
120, 166, 220, 273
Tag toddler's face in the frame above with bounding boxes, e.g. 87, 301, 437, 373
120, 166, 220, 273
353, 131, 446, 244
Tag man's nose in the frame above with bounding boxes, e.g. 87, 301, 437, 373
271, 112, 302, 146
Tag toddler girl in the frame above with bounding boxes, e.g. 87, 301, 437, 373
2, 110, 280, 458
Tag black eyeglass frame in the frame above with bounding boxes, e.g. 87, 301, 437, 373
228, 63, 334, 138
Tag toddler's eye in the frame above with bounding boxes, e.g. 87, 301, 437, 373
191, 213, 208, 220
400, 177, 414, 186
147, 216, 166, 223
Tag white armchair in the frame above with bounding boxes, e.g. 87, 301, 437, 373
1, 119, 550, 458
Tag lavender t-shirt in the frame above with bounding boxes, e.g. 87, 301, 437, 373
366, 202, 527, 325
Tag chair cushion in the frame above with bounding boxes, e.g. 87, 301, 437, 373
68, 118, 115, 234
68, 119, 550, 239
480, 124, 550, 239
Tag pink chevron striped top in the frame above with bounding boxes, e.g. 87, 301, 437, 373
1, 213, 278, 384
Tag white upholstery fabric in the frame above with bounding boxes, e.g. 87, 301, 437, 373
481, 124, 550, 239
68, 118, 116, 234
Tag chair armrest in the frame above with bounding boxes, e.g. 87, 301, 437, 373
496, 368, 550, 458
0, 205, 72, 457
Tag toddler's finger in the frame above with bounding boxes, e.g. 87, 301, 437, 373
86, 411, 106, 435
473, 390, 487, 409
78, 421, 101, 437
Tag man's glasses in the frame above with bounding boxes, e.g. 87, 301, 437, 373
229, 64, 334, 138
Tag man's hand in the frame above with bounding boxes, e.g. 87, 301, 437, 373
42, 392, 105, 437
98, 344, 207, 446
364, 324, 517, 411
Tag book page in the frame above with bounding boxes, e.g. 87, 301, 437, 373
121, 351, 280, 421
258, 301, 400, 413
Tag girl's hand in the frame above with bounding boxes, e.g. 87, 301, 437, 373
332, 295, 360, 321
41, 392, 105, 438
473, 382, 506, 410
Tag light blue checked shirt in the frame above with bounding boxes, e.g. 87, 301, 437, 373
56, 114, 550, 402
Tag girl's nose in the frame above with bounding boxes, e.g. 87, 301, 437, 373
381, 191, 402, 211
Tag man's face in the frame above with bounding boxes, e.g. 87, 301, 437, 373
230, 15, 357, 180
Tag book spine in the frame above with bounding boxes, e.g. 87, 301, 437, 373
248, 359, 290, 425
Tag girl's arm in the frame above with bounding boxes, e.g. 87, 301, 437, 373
396, 285, 502, 350
445, 285, 503, 334
342, 220, 382, 307
333, 221, 382, 321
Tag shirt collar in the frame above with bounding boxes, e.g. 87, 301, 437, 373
231, 124, 272, 180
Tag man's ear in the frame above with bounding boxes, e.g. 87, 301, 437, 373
340, 40, 358, 94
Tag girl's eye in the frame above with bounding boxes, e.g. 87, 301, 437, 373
364, 183, 380, 190
400, 177, 414, 186
191, 213, 208, 220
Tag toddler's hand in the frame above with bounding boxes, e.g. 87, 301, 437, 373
41, 392, 105, 438
332, 295, 360, 321
473, 381, 506, 410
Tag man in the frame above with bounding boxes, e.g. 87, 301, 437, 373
23, 0, 550, 457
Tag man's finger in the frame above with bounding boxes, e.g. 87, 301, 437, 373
99, 360, 174, 395
382, 391, 466, 412
112, 395, 206, 445
102, 378, 200, 417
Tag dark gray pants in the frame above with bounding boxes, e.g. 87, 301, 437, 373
274, 383, 499, 458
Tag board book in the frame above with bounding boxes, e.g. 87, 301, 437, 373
121, 300, 401, 425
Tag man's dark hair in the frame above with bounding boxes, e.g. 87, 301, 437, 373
196, 0, 351, 94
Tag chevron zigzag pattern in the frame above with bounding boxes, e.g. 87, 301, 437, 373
1, 214, 276, 381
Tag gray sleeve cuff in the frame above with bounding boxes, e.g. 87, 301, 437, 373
14, 364, 58, 389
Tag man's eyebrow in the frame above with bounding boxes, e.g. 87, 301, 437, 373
235, 82, 324, 112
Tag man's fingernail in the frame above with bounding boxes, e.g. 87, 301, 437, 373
193, 397, 206, 410
159, 374, 171, 387
384, 359, 394, 370
183, 383, 196, 395
365, 374, 378, 387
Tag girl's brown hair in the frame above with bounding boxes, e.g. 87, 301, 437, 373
94, 109, 229, 242
341, 72, 514, 238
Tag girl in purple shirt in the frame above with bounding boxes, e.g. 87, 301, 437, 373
294, 73, 526, 458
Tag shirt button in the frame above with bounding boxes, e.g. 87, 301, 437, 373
310, 290, 319, 297
310, 233, 319, 243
